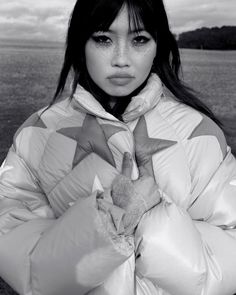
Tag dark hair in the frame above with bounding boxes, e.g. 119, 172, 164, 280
49, 0, 221, 125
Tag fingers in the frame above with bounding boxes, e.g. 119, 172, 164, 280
121, 152, 133, 178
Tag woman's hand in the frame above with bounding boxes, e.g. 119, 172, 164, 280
111, 152, 162, 234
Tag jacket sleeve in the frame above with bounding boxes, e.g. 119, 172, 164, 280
0, 146, 55, 295
0, 146, 134, 295
134, 150, 236, 295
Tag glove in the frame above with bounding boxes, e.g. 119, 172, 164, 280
111, 152, 162, 234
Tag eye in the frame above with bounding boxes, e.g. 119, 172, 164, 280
91, 35, 112, 46
132, 35, 150, 46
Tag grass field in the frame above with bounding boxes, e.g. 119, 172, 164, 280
0, 43, 235, 294
181, 49, 236, 156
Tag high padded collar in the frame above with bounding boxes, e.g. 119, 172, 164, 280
71, 74, 163, 122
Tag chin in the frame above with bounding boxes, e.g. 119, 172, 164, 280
105, 87, 136, 98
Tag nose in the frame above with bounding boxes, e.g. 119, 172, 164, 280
111, 41, 130, 68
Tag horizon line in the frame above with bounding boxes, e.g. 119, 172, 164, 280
0, 25, 235, 43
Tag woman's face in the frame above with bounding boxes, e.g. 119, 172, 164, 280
85, 4, 157, 98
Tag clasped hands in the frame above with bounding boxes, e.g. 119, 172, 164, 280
111, 152, 162, 234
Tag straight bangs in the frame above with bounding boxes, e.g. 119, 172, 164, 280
86, 0, 157, 38
86, 0, 125, 35
126, 0, 157, 39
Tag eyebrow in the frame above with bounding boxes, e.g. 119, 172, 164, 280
96, 28, 146, 34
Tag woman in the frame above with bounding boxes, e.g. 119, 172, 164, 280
0, 0, 236, 294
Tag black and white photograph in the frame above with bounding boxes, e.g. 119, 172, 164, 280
0, 0, 236, 294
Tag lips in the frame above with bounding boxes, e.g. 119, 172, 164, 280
108, 74, 135, 86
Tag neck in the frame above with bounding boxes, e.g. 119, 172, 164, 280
109, 99, 117, 109
79, 72, 150, 118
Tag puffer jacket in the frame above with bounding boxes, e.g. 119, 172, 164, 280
0, 74, 236, 295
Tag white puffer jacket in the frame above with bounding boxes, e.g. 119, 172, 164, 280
0, 74, 236, 295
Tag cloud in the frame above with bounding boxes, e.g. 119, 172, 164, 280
0, 0, 75, 40
0, 0, 235, 41
165, 0, 236, 34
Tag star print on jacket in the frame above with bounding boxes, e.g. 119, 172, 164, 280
134, 115, 177, 177
13, 113, 47, 148
101, 124, 126, 141
188, 114, 227, 157
57, 114, 126, 168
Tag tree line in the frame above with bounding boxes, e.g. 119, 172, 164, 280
177, 26, 236, 50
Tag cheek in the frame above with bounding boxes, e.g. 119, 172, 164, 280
85, 56, 98, 84
85, 47, 108, 79
146, 45, 157, 64
136, 46, 157, 70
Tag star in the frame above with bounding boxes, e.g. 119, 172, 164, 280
13, 113, 47, 148
57, 114, 122, 168
133, 116, 177, 177
188, 114, 227, 156
100, 124, 126, 140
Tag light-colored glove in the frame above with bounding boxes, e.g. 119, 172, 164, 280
111, 152, 162, 234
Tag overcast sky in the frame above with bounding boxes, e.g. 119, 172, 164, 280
0, 0, 236, 41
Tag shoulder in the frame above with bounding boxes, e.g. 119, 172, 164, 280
142, 94, 228, 205
12, 98, 84, 170
153, 94, 227, 158
14, 98, 82, 144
